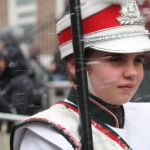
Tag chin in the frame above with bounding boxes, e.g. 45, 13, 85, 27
113, 97, 132, 105
121, 98, 132, 105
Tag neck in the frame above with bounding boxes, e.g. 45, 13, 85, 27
68, 85, 125, 128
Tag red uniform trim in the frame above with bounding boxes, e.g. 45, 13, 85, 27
91, 120, 127, 149
58, 101, 79, 113
72, 83, 119, 128
58, 102, 127, 149
19, 116, 81, 150
89, 97, 119, 128
58, 5, 121, 46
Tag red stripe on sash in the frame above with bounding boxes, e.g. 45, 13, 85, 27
59, 102, 127, 149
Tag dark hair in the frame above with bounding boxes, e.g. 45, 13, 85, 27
63, 48, 93, 82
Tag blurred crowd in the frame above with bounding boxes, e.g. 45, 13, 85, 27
0, 25, 69, 133
0, 1, 69, 133
0, 26, 52, 133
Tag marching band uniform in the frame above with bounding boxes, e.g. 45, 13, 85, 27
10, 0, 150, 150
11, 84, 150, 150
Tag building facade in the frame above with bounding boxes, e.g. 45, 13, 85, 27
37, 0, 56, 54
0, 0, 8, 28
0, 0, 63, 55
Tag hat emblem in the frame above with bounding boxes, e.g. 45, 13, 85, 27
117, 0, 144, 25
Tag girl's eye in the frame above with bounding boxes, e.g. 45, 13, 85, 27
109, 57, 123, 64
134, 57, 145, 64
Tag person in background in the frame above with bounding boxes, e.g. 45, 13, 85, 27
40, 62, 53, 82
10, 0, 150, 150
49, 49, 67, 81
26, 44, 50, 110
0, 26, 41, 132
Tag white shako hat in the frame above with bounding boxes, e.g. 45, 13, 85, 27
56, 0, 150, 59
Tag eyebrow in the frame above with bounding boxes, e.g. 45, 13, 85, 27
101, 53, 145, 59
100, 53, 125, 59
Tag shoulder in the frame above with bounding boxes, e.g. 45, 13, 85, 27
26, 103, 80, 137
12, 122, 73, 150
11, 103, 76, 150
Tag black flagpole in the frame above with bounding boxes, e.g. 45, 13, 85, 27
68, 0, 93, 150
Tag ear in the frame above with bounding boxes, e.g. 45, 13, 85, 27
68, 55, 76, 77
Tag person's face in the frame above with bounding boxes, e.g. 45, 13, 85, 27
86, 51, 144, 105
0, 57, 6, 73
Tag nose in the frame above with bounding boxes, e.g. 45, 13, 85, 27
123, 63, 138, 80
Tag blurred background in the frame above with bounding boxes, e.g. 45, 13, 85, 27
0, 0, 65, 63
0, 0, 150, 149
0, 0, 71, 149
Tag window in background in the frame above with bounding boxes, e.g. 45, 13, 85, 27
17, 0, 35, 5
18, 12, 35, 19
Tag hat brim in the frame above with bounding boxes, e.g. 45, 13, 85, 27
60, 34, 150, 59
86, 35, 150, 53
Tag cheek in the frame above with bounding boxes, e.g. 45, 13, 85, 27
89, 65, 120, 89
91, 65, 120, 80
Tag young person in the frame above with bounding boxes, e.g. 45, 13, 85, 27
10, 0, 150, 150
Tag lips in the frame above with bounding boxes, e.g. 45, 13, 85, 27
118, 84, 135, 92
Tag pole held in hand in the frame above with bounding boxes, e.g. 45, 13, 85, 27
68, 1, 94, 150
